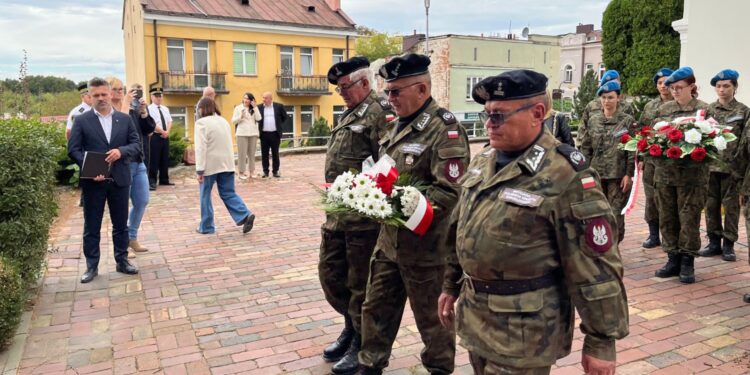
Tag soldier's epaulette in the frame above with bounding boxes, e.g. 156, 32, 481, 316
556, 144, 588, 172
78, 107, 85, 113
436, 108, 457, 125
376, 97, 391, 110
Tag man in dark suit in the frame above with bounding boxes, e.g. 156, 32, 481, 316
258, 92, 289, 178
68, 77, 142, 283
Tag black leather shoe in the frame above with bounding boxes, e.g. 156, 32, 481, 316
262, 173, 269, 178
679, 255, 695, 284
159, 181, 175, 186
332, 334, 361, 374
655, 253, 681, 278
242, 214, 256, 234
722, 239, 737, 262
699, 234, 722, 257
116, 260, 139, 275
273, 172, 280, 178
642, 221, 661, 248
80, 268, 98, 283
743, 294, 750, 304
323, 316, 354, 362
149, 184, 157, 191
354, 366, 382, 375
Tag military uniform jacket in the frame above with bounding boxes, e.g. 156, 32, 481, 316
579, 111, 636, 179
443, 132, 629, 367
639, 97, 668, 129
578, 100, 634, 145
653, 98, 709, 187
376, 99, 470, 266
706, 99, 749, 174
323, 91, 393, 231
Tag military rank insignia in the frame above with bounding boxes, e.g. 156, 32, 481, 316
585, 217, 612, 254
445, 159, 464, 183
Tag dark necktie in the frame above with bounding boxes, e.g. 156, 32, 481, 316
157, 106, 167, 131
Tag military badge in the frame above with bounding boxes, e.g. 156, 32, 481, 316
447, 130, 459, 139
445, 159, 464, 183
474, 85, 490, 101
500, 188, 544, 207
415, 113, 431, 130
442, 112, 454, 122
356, 103, 369, 117
524, 145, 545, 172
581, 176, 596, 189
392, 63, 401, 77
569, 150, 586, 167
349, 125, 365, 133
494, 81, 505, 96
585, 217, 612, 254
405, 155, 414, 165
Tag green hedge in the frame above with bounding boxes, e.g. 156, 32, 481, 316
169, 130, 188, 167
0, 118, 62, 348
0, 257, 24, 349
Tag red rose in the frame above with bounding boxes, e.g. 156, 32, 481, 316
667, 129, 684, 143
666, 146, 682, 160
640, 127, 652, 136
708, 130, 717, 138
620, 133, 631, 144
637, 138, 649, 152
723, 128, 732, 133
690, 147, 707, 162
649, 144, 662, 157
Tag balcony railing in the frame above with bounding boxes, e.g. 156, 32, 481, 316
276, 75, 331, 96
159, 71, 229, 94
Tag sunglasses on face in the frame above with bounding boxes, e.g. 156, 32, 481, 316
479, 103, 538, 127
335, 78, 363, 94
383, 82, 422, 97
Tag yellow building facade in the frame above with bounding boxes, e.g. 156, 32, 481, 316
123, 0, 357, 142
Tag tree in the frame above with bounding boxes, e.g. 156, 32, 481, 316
356, 31, 402, 62
573, 70, 598, 120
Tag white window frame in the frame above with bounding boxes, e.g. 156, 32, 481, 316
300, 105, 315, 135
333, 105, 346, 127
233, 43, 258, 75
283, 105, 295, 138
167, 39, 185, 72
585, 63, 594, 72
167, 106, 188, 138
466, 76, 483, 101
599, 63, 606, 80
564, 65, 573, 83
300, 47, 313, 76
332, 49, 344, 64
192, 40, 210, 87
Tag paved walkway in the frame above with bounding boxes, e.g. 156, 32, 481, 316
8, 145, 750, 375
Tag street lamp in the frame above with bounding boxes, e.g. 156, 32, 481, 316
424, 0, 430, 55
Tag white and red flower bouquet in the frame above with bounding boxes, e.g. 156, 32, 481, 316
321, 155, 434, 235
619, 110, 737, 165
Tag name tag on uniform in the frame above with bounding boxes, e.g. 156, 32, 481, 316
499, 188, 544, 207
614, 129, 628, 137
727, 115, 744, 123
349, 125, 365, 133
401, 143, 426, 155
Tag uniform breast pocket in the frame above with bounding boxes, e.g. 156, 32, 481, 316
579, 280, 627, 336
483, 204, 539, 243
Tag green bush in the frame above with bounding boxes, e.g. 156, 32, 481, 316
168, 129, 188, 167
305, 117, 331, 146
49, 122, 77, 185
573, 70, 599, 120
0, 257, 24, 350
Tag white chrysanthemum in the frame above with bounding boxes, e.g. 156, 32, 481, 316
353, 174, 374, 188
653, 121, 671, 130
684, 129, 702, 144
715, 136, 728, 151
370, 190, 385, 201
694, 120, 714, 134
341, 188, 358, 207
400, 187, 421, 217
374, 202, 393, 218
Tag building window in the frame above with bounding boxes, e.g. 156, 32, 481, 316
167, 39, 185, 72
564, 65, 573, 83
192, 40, 209, 88
599, 63, 606, 79
301, 105, 314, 134
585, 63, 594, 72
466, 76, 483, 100
333, 105, 346, 127
300, 48, 313, 76
233, 43, 257, 75
332, 49, 344, 64
280, 46, 294, 90
168, 107, 188, 138
282, 105, 295, 137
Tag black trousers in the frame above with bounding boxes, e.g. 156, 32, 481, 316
81, 180, 130, 270
260, 131, 281, 174
148, 135, 170, 185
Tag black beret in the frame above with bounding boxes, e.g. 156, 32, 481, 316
327, 56, 370, 84
149, 87, 163, 95
378, 53, 430, 82
471, 70, 548, 104
77, 83, 88, 93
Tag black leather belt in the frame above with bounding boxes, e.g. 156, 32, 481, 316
466, 271, 560, 295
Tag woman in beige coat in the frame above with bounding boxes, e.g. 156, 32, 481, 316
231, 92, 262, 179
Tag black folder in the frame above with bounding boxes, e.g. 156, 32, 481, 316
80, 151, 111, 179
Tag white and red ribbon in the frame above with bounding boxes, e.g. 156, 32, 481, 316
363, 155, 399, 195
621, 158, 640, 216
404, 193, 434, 236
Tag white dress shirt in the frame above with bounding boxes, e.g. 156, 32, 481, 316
66, 102, 92, 130
262, 105, 277, 132
148, 103, 172, 130
94, 107, 114, 143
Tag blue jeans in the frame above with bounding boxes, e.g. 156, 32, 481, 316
198, 171, 252, 234
128, 162, 150, 240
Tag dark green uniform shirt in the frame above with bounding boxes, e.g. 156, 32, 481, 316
706, 98, 749, 174
580, 111, 637, 179
653, 98, 709, 186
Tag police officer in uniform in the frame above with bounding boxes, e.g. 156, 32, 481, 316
638, 68, 674, 248
66, 83, 92, 140
579, 80, 636, 243
357, 54, 470, 375
439, 70, 629, 375
319, 56, 393, 375
699, 69, 749, 262
653, 67, 709, 284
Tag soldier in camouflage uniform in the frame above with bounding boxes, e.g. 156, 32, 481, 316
439, 70, 628, 375
653, 67, 709, 284
319, 57, 394, 375
638, 68, 674, 248
578, 70, 635, 146
699, 69, 749, 263
357, 54, 470, 375
579, 81, 636, 244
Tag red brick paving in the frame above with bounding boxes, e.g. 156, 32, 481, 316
13, 144, 750, 374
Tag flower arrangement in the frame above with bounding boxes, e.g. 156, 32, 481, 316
619, 110, 737, 165
321, 156, 434, 235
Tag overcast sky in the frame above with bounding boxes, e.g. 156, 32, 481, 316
0, 0, 608, 83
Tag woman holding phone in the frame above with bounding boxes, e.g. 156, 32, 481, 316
231, 92, 262, 179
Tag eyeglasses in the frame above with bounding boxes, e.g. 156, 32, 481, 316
335, 78, 363, 93
669, 84, 689, 93
479, 103, 538, 127
383, 82, 422, 97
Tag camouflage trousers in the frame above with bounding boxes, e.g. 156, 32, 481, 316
319, 227, 379, 333
656, 185, 706, 255
601, 178, 629, 244
705, 172, 740, 242
469, 352, 551, 375
359, 249, 455, 373
643, 161, 659, 224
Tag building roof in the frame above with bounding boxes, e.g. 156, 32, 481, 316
140, 0, 356, 31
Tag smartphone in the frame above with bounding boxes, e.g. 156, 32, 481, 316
134, 89, 143, 100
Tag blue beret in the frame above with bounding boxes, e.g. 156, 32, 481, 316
664, 67, 695, 86
327, 56, 370, 84
653, 68, 673, 84
599, 70, 620, 86
710, 69, 739, 86
471, 69, 548, 104
597, 81, 621, 96
378, 54, 430, 82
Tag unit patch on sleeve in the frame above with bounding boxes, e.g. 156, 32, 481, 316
585, 217, 612, 254
445, 159, 464, 183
